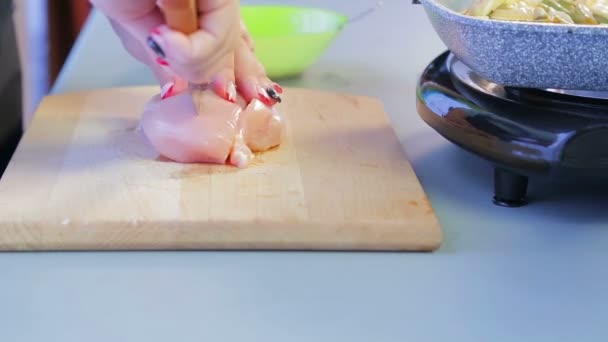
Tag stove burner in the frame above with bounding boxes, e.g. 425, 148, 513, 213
448, 55, 608, 102
447, 55, 509, 99
416, 51, 608, 207
447, 55, 608, 116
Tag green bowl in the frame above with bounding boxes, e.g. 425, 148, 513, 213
240, 5, 348, 79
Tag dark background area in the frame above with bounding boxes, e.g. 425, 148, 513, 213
49, 0, 91, 86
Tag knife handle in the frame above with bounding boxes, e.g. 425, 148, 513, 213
157, 0, 198, 34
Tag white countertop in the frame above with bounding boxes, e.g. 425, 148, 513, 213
3, 1, 608, 341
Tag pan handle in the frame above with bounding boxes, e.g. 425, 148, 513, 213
347, 1, 385, 24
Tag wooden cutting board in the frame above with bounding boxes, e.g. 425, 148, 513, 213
0, 87, 442, 251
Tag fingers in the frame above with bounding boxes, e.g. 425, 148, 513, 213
240, 18, 255, 52
92, 0, 164, 41
108, 19, 151, 65
97, 0, 281, 107
234, 38, 282, 107
160, 76, 189, 100
108, 19, 173, 86
92, 0, 172, 85
96, 0, 240, 85
89, 0, 157, 21
148, 24, 226, 83
146, 0, 240, 84
193, 0, 241, 60
211, 53, 237, 103
156, 0, 198, 34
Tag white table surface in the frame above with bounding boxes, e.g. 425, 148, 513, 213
3, 1, 608, 341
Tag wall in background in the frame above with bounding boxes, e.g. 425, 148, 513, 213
49, 0, 91, 84
13, 0, 90, 128
13, 0, 48, 127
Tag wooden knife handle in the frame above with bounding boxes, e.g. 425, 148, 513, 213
157, 0, 198, 34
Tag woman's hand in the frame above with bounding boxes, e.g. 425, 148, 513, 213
90, 0, 240, 85
211, 18, 282, 107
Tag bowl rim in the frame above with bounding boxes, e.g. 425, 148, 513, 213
240, 4, 349, 36
419, 0, 608, 34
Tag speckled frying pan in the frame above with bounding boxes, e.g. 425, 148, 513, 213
415, 0, 608, 90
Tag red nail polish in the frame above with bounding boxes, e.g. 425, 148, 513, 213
212, 82, 236, 103
224, 91, 236, 103
160, 82, 174, 99
258, 95, 274, 106
212, 82, 223, 99
273, 83, 283, 94
227, 82, 237, 103
156, 57, 169, 66
150, 27, 161, 36
258, 87, 275, 106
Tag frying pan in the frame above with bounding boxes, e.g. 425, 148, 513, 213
416, 0, 608, 90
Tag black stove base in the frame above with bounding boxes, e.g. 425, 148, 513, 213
416, 51, 608, 207
493, 168, 528, 208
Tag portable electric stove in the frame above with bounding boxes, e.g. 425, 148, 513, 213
416, 51, 608, 207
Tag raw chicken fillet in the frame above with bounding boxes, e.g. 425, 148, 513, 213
141, 88, 284, 168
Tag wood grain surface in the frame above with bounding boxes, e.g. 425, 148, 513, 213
0, 86, 442, 251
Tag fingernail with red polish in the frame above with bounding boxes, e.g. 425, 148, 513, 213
160, 82, 174, 99
226, 82, 237, 103
150, 27, 161, 36
273, 83, 283, 94
147, 36, 165, 58
266, 87, 282, 103
156, 57, 169, 66
257, 87, 274, 106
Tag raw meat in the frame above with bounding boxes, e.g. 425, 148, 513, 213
141, 87, 284, 168
238, 99, 284, 153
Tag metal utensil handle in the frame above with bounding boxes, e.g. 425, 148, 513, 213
348, 1, 385, 24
